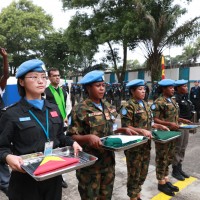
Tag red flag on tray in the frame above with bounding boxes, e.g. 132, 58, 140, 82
33, 156, 79, 175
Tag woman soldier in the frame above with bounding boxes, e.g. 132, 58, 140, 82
68, 70, 137, 200
0, 59, 82, 200
120, 79, 169, 200
151, 79, 180, 196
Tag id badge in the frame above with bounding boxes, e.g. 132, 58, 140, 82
44, 141, 54, 156
194, 95, 196, 98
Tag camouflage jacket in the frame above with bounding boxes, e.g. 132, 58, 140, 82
151, 95, 179, 124
120, 98, 152, 130
68, 98, 118, 170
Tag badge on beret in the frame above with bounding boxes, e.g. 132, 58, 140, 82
151, 104, 156, 110
121, 107, 127, 115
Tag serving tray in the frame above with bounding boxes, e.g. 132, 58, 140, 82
21, 146, 98, 181
101, 135, 148, 152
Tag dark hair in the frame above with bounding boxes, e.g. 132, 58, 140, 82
129, 86, 142, 96
47, 68, 59, 77
17, 76, 25, 97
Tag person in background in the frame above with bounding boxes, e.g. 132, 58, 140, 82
190, 80, 200, 121
0, 47, 10, 197
68, 70, 138, 200
45, 68, 68, 188
172, 80, 193, 181
120, 79, 169, 200
0, 59, 82, 200
151, 79, 180, 196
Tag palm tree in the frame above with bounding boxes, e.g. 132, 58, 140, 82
137, 0, 200, 81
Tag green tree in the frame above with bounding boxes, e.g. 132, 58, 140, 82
61, 0, 141, 83
138, 0, 200, 81
0, 0, 53, 75
40, 30, 70, 77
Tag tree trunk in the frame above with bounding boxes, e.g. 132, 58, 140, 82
147, 52, 162, 82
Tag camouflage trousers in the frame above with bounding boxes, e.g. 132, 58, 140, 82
124, 141, 151, 198
76, 165, 115, 200
155, 140, 176, 180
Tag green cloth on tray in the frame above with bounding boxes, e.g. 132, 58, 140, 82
152, 130, 181, 140
103, 136, 144, 148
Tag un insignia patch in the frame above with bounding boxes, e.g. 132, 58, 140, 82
151, 104, 156, 110
121, 107, 128, 115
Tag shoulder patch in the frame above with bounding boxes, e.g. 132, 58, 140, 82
121, 107, 128, 115
2, 102, 18, 111
151, 104, 156, 110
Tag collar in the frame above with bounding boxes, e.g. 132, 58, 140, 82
20, 98, 55, 113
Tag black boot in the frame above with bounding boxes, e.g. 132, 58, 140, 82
166, 182, 179, 192
178, 163, 190, 178
158, 184, 175, 196
172, 165, 185, 181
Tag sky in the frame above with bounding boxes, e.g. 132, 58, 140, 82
0, 0, 199, 63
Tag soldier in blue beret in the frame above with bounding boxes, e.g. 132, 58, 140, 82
121, 79, 169, 200
0, 59, 82, 200
68, 70, 138, 200
152, 78, 180, 196
172, 79, 193, 181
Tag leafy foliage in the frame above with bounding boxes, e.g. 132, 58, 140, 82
0, 0, 53, 75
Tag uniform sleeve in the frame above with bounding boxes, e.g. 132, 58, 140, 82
151, 101, 163, 118
68, 105, 86, 136
120, 104, 135, 127
0, 111, 15, 163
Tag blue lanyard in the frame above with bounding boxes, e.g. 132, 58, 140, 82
29, 109, 50, 141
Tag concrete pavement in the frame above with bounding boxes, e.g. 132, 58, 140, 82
1, 129, 200, 200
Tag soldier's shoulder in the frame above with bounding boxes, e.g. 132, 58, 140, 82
2, 102, 19, 111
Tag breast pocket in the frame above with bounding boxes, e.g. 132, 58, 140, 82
88, 115, 106, 135
16, 121, 39, 145
49, 117, 62, 136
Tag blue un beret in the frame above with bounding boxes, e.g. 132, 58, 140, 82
158, 79, 175, 86
78, 70, 104, 85
126, 79, 145, 87
16, 59, 46, 78
174, 79, 188, 87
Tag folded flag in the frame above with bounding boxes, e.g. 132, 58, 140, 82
104, 135, 144, 147
152, 131, 181, 140
33, 155, 79, 176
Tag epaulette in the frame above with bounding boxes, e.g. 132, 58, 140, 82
2, 102, 18, 111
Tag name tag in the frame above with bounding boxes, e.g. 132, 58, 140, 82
19, 117, 31, 122
135, 110, 144, 114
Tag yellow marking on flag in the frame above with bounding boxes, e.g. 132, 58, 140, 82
40, 156, 64, 165
151, 177, 197, 200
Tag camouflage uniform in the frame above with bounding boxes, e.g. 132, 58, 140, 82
68, 98, 118, 200
120, 98, 152, 198
152, 95, 179, 180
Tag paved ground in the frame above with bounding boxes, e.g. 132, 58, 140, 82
1, 129, 200, 200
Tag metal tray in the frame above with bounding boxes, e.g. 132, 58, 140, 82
153, 135, 181, 144
179, 124, 199, 130
21, 146, 98, 181
100, 136, 148, 152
